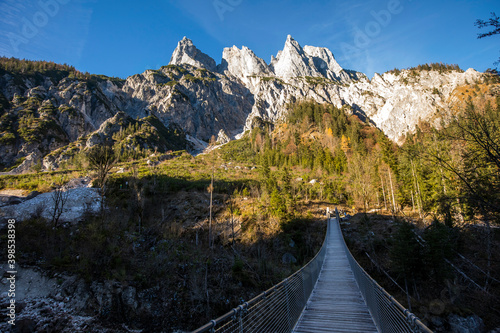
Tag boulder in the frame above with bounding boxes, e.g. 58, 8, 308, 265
282, 253, 297, 264
448, 314, 484, 333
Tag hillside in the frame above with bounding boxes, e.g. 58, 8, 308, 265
0, 138, 331, 331
1, 94, 500, 331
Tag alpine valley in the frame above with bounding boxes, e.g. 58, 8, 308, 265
1, 35, 500, 333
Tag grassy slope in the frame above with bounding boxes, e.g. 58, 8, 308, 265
0, 142, 329, 331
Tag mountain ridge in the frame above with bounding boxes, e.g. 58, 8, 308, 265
169, 35, 364, 84
0, 36, 491, 173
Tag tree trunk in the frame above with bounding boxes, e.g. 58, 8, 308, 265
483, 209, 492, 289
209, 167, 214, 249
411, 190, 415, 213
405, 278, 412, 312
388, 168, 396, 214
205, 261, 210, 317
381, 177, 388, 211
411, 161, 423, 219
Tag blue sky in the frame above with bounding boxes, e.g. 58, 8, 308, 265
0, 0, 499, 79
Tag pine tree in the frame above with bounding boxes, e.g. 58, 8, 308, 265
340, 135, 350, 154
391, 221, 424, 281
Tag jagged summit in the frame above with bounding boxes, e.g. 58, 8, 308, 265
169, 37, 217, 72
270, 35, 322, 79
169, 35, 360, 83
303, 46, 344, 79
220, 45, 271, 78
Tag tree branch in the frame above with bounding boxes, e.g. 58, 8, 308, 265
475, 12, 500, 39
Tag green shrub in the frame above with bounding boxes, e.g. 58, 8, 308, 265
0, 131, 15, 145
232, 256, 244, 273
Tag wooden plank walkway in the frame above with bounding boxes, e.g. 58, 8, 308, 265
293, 218, 378, 333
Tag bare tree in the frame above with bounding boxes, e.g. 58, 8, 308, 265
131, 166, 145, 234
349, 153, 376, 212
87, 145, 117, 216
227, 194, 236, 246
428, 102, 500, 285
208, 174, 214, 248
475, 12, 500, 38
51, 188, 69, 227
87, 145, 117, 189
207, 136, 217, 249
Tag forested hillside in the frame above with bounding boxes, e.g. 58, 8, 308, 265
224, 94, 500, 331
242, 82, 500, 226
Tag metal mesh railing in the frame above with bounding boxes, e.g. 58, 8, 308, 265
335, 208, 433, 333
192, 209, 433, 333
192, 217, 331, 333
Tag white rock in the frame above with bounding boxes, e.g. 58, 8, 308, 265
0, 187, 101, 223
216, 129, 231, 144
303, 45, 343, 79
169, 37, 217, 71
2, 34, 488, 176
220, 45, 271, 78
271, 35, 322, 79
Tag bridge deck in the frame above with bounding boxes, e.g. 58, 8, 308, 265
293, 218, 378, 333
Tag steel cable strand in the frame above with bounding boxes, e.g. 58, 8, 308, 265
250, 280, 302, 332
242, 297, 278, 331
287, 276, 305, 322
253, 292, 289, 333
379, 288, 399, 332
245, 290, 287, 331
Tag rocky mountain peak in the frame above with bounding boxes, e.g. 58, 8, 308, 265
220, 45, 271, 78
1, 42, 487, 175
168, 35, 359, 84
303, 45, 344, 80
271, 35, 322, 79
285, 34, 298, 47
169, 37, 217, 72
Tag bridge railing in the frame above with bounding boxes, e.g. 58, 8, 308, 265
335, 208, 432, 333
192, 216, 331, 333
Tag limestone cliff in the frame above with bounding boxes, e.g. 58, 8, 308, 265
169, 37, 217, 72
0, 36, 489, 172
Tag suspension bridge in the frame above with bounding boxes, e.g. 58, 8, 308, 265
192, 209, 432, 333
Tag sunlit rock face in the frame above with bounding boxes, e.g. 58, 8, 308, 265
220, 45, 272, 79
169, 37, 217, 72
0, 34, 485, 170
271, 35, 324, 79
337, 68, 483, 143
